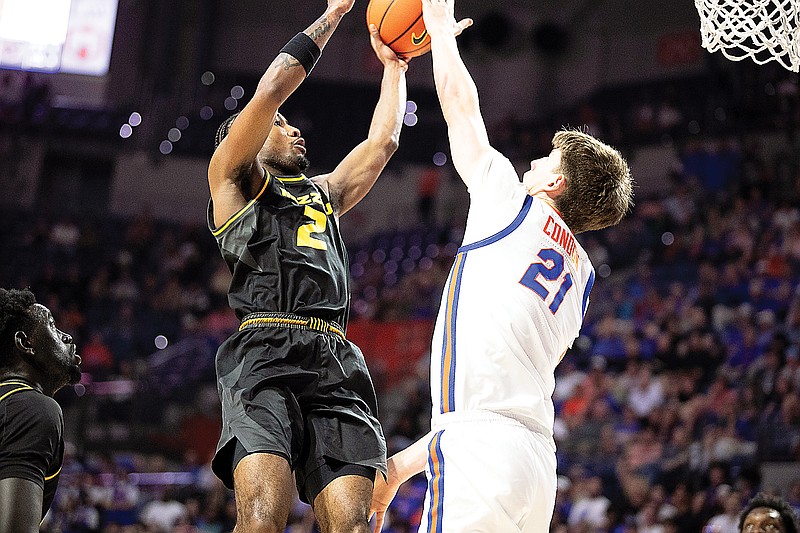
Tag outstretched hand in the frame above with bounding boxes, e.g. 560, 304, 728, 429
369, 24, 409, 71
369, 470, 401, 532
422, 0, 473, 36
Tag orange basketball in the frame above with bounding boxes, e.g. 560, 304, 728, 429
367, 0, 431, 58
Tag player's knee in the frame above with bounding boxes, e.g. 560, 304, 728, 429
234, 498, 288, 533
316, 503, 371, 533
314, 471, 374, 533
319, 517, 371, 533
233, 514, 285, 533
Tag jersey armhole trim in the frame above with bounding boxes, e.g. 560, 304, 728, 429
458, 195, 533, 252
581, 269, 595, 318
210, 173, 271, 237
44, 465, 62, 481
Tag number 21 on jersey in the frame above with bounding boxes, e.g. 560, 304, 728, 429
519, 248, 573, 314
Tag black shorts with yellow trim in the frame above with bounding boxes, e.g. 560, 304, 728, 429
211, 312, 386, 503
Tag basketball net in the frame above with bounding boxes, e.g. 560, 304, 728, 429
694, 0, 800, 72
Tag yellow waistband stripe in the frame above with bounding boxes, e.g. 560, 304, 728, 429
239, 312, 345, 340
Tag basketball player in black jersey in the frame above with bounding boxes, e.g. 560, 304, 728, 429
0, 288, 82, 531
207, 1, 408, 532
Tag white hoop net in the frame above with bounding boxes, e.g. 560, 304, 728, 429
694, 0, 800, 72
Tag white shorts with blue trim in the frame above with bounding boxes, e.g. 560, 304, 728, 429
418, 411, 557, 533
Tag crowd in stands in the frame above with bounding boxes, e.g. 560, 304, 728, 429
2, 59, 800, 531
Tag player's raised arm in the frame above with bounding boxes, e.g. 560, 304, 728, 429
422, 0, 485, 186
316, 24, 408, 217
208, 0, 355, 227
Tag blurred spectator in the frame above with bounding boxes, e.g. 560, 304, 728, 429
416, 167, 440, 226
139, 489, 186, 533
705, 490, 743, 532
788, 479, 800, 517
81, 331, 115, 378
568, 475, 611, 529
627, 364, 665, 419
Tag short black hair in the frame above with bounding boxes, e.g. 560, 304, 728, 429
0, 288, 37, 369
739, 493, 799, 533
215, 112, 240, 150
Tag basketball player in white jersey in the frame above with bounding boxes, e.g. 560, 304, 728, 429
369, 0, 634, 531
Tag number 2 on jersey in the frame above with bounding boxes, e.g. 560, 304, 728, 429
519, 248, 573, 314
297, 206, 327, 250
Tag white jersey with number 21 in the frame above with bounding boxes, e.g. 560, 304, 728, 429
430, 148, 595, 439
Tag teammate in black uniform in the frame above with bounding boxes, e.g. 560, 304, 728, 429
0, 288, 82, 531
207, 1, 408, 531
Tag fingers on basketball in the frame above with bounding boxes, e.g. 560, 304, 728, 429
367, 0, 431, 59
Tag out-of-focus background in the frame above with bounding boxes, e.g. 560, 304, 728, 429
1, 0, 799, 531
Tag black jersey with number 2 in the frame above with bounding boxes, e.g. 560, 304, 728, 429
0, 381, 65, 519
208, 173, 350, 325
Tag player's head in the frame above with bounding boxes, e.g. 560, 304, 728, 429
739, 493, 798, 533
525, 128, 633, 234
214, 112, 239, 150
215, 111, 310, 175
0, 288, 82, 391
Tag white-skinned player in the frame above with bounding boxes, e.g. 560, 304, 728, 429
369, 0, 634, 531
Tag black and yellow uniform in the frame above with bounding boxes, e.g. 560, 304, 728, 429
0, 380, 64, 519
208, 173, 385, 503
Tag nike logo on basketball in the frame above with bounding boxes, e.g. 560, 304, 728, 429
412, 30, 428, 45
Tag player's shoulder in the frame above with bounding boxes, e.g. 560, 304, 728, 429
3, 389, 63, 428
462, 147, 502, 181
466, 148, 523, 203
477, 148, 517, 178
268, 173, 324, 197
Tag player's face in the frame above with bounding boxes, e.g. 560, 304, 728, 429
258, 112, 310, 175
742, 507, 785, 532
522, 149, 562, 195
29, 304, 82, 385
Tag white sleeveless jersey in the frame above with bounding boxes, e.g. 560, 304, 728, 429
430, 149, 595, 438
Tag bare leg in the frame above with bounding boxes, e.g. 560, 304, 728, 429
313, 474, 374, 533
232, 452, 294, 533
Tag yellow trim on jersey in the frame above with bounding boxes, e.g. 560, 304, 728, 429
440, 253, 465, 414
0, 385, 34, 402
275, 174, 307, 183
211, 173, 272, 237
0, 380, 34, 387
44, 465, 62, 481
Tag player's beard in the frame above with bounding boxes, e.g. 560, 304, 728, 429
34, 350, 82, 390
66, 361, 82, 384
55, 350, 82, 385
261, 152, 310, 176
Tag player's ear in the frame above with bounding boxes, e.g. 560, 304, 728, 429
14, 331, 34, 355
546, 173, 566, 195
